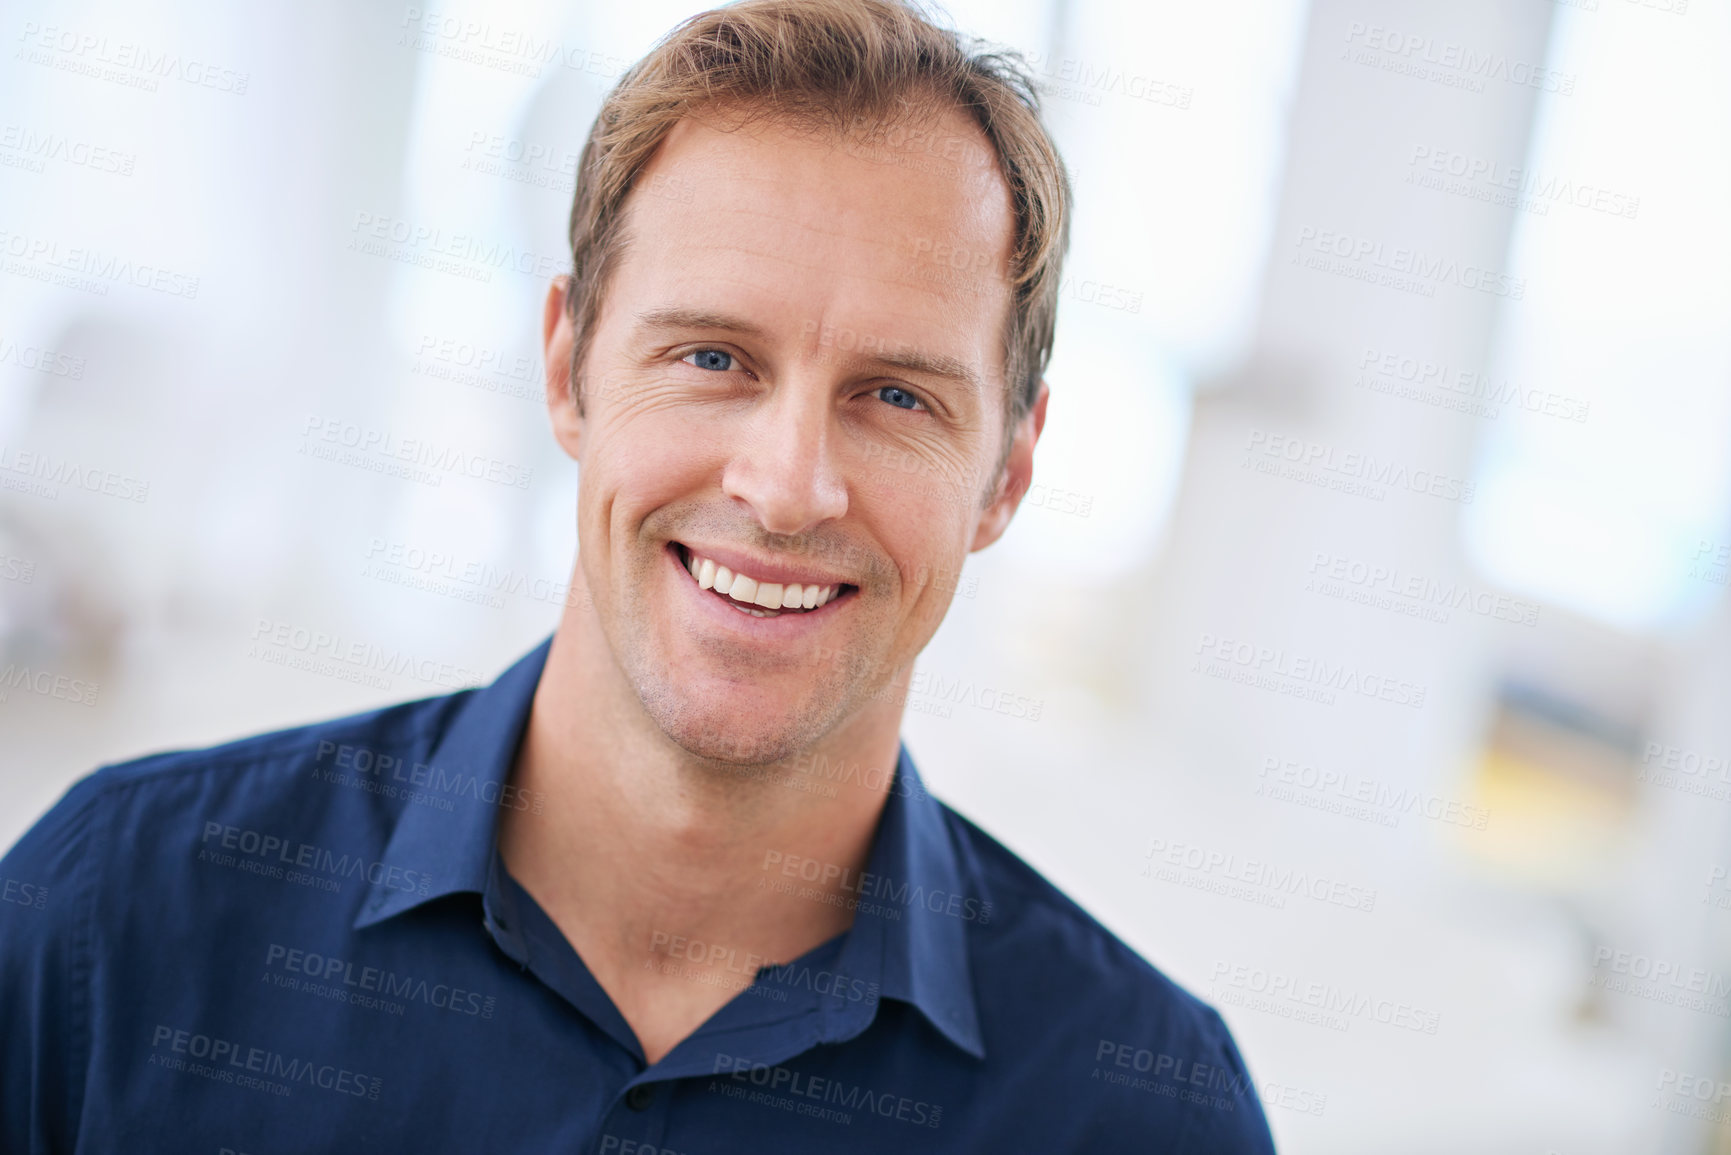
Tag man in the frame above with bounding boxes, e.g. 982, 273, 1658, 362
0, 1, 1274, 1150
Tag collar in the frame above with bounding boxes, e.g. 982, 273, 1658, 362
353, 636, 984, 1060
834, 748, 985, 1059
352, 638, 549, 929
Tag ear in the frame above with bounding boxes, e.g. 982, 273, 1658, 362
969, 380, 1049, 552
543, 275, 583, 461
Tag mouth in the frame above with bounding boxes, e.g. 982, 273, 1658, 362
672, 543, 856, 619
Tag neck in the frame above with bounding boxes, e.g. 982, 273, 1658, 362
497, 563, 906, 1062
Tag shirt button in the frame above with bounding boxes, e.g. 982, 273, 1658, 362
625, 1084, 655, 1112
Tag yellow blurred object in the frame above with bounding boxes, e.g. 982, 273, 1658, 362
1460, 696, 1638, 887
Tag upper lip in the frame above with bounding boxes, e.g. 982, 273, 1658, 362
673, 541, 857, 590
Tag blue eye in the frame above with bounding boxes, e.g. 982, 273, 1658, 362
876, 386, 922, 411
684, 349, 735, 371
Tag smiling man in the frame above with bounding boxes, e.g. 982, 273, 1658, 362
0, 1, 1273, 1152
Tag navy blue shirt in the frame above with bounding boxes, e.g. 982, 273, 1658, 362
0, 639, 1274, 1153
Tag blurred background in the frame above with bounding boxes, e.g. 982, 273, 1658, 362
2, 0, 1728, 1149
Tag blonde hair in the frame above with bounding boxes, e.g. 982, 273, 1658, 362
565, 0, 1070, 424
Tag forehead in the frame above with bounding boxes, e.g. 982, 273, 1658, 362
610, 106, 1016, 375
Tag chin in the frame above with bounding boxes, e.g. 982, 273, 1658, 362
662, 710, 810, 767
636, 677, 840, 769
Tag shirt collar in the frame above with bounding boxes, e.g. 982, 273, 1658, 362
353, 636, 984, 1061
836, 749, 985, 1059
352, 638, 549, 929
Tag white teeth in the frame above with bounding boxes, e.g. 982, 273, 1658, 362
681, 549, 842, 613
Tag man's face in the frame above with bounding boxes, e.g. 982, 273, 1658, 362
543, 107, 1045, 765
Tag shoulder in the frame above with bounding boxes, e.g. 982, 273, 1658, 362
939, 805, 1275, 1152
81, 690, 463, 802
0, 689, 471, 1149
938, 803, 1212, 1025
0, 688, 470, 918
23, 690, 464, 844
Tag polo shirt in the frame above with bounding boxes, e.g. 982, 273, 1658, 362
0, 638, 1275, 1153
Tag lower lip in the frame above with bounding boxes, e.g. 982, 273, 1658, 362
667, 544, 850, 635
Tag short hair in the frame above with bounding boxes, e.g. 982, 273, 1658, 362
564, 0, 1071, 428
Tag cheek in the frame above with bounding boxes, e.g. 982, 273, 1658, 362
858, 443, 983, 525
857, 478, 977, 604
587, 406, 726, 517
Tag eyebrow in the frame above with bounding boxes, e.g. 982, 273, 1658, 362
634, 306, 767, 339
633, 306, 986, 393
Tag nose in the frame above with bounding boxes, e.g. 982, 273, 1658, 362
719, 379, 849, 536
